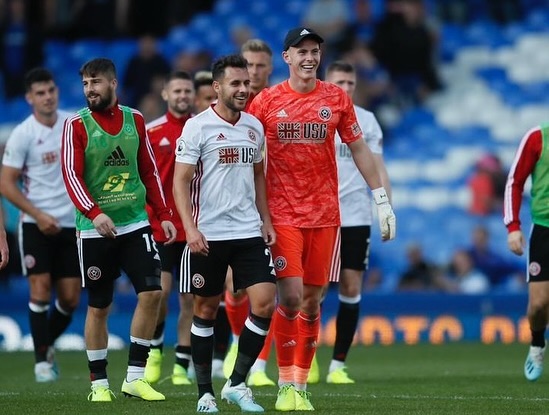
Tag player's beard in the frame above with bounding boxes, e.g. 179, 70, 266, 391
87, 88, 114, 111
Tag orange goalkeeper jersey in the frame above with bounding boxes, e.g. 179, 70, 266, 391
248, 79, 362, 228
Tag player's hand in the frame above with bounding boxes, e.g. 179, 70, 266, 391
161, 220, 177, 245
186, 227, 209, 256
36, 211, 61, 235
92, 213, 117, 238
372, 187, 396, 241
508, 230, 524, 256
261, 221, 276, 246
0, 229, 9, 270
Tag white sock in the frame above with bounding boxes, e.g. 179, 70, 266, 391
91, 378, 109, 388
250, 358, 267, 373
329, 359, 345, 373
126, 365, 145, 382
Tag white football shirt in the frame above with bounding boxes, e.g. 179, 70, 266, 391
336, 105, 383, 227
175, 106, 265, 241
2, 110, 76, 227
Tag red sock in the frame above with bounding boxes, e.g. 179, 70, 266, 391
257, 326, 274, 361
224, 291, 249, 337
273, 305, 298, 383
294, 312, 320, 385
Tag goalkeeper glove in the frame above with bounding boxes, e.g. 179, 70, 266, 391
372, 187, 396, 241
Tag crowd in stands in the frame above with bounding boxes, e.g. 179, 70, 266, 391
0, 0, 539, 293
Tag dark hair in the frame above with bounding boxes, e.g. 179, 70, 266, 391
79, 58, 117, 79
165, 70, 192, 83
24, 68, 54, 92
211, 54, 248, 81
325, 60, 355, 78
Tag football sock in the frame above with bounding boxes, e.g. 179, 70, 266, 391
150, 321, 165, 352
29, 301, 50, 362
191, 316, 215, 396
532, 329, 546, 348
225, 291, 249, 337
273, 305, 298, 384
230, 314, 270, 386
87, 348, 108, 383
48, 300, 73, 346
332, 294, 361, 363
175, 344, 192, 370
127, 336, 150, 381
295, 312, 320, 388
213, 302, 230, 360
257, 327, 274, 362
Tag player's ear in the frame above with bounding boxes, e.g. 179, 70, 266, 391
282, 50, 291, 64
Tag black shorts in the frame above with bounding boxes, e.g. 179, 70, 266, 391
528, 224, 549, 282
157, 241, 187, 276
20, 223, 80, 279
79, 226, 161, 308
180, 237, 276, 296
340, 226, 371, 271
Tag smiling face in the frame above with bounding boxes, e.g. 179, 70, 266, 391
213, 66, 250, 114
283, 38, 322, 82
83, 73, 117, 111
163, 78, 195, 117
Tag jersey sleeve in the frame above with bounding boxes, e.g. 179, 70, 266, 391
133, 113, 172, 222
2, 124, 29, 169
503, 127, 542, 232
175, 120, 202, 165
338, 92, 363, 145
61, 115, 103, 220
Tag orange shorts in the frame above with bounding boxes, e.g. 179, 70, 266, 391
271, 225, 339, 286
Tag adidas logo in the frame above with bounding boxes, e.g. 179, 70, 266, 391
216, 133, 227, 141
91, 130, 102, 138
276, 109, 288, 118
282, 340, 297, 348
104, 146, 129, 166
159, 137, 170, 146
300, 29, 311, 36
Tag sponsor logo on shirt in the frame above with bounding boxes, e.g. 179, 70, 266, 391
41, 151, 58, 164
102, 173, 130, 192
104, 146, 129, 166
277, 122, 327, 142
218, 147, 256, 165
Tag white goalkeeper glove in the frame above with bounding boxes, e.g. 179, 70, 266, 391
372, 187, 396, 241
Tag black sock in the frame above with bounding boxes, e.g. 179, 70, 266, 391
48, 304, 73, 346
230, 313, 270, 386
175, 344, 191, 370
128, 341, 149, 368
29, 304, 49, 362
88, 359, 108, 382
191, 316, 215, 397
151, 321, 165, 352
332, 300, 360, 362
532, 329, 546, 348
214, 304, 230, 360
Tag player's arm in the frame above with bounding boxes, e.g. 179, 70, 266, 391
505, 128, 541, 256
373, 153, 392, 202
0, 165, 61, 235
61, 117, 104, 221
173, 161, 208, 255
0, 202, 9, 270
253, 160, 275, 246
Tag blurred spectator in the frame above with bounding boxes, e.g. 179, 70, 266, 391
398, 243, 446, 291
435, 0, 470, 24
0, 0, 44, 99
59, 0, 125, 39
172, 49, 212, 76
193, 70, 215, 114
122, 34, 170, 108
370, 0, 442, 108
166, 0, 215, 26
466, 225, 525, 289
468, 153, 507, 216
485, 0, 523, 25
302, 0, 351, 61
446, 249, 490, 294
138, 92, 165, 123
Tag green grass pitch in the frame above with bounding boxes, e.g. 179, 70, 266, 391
1, 343, 548, 414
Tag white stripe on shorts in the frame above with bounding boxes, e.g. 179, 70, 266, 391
180, 244, 192, 293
